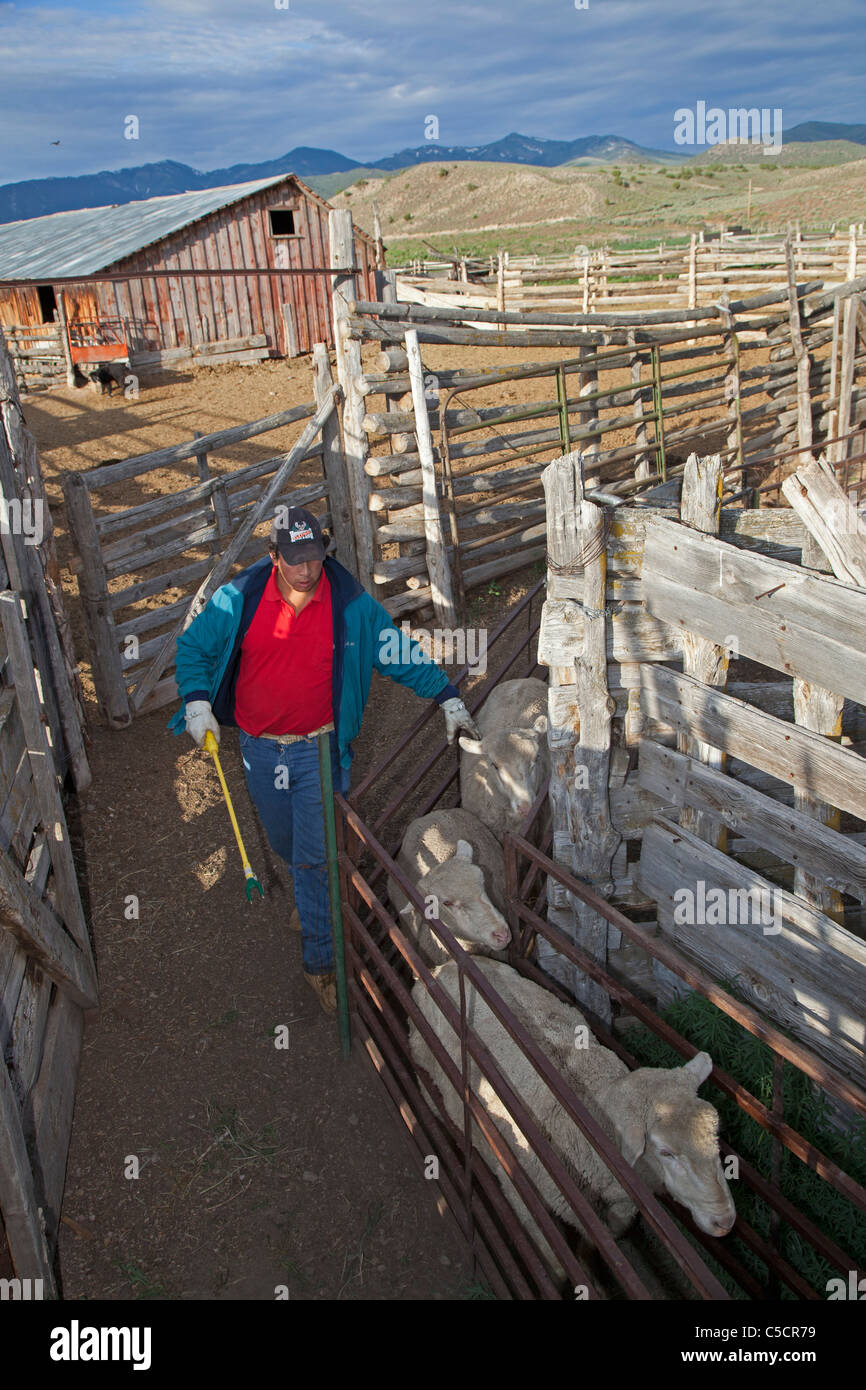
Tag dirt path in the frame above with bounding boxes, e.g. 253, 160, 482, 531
27, 364, 509, 1301
56, 700, 483, 1301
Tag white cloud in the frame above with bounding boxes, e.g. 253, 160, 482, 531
0, 0, 863, 184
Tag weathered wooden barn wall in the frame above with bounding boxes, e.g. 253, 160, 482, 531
0, 285, 41, 331
0, 176, 378, 357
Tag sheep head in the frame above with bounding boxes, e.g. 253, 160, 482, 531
409, 839, 511, 953
459, 724, 547, 828
602, 1052, 736, 1238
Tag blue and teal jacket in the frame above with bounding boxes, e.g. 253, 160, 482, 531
167, 555, 458, 769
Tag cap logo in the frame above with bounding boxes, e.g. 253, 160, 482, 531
290, 524, 314, 542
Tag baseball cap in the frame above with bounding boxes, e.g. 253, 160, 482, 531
269, 506, 325, 564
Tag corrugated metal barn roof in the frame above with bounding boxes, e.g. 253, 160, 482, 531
0, 175, 294, 280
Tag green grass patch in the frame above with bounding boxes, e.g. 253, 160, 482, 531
116, 1261, 171, 1300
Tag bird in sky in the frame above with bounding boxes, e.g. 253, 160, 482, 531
50, 140, 60, 146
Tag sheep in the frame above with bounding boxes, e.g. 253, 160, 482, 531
388, 808, 511, 966
409, 957, 735, 1279
458, 677, 550, 836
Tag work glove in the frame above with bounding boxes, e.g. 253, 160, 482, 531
185, 699, 220, 747
441, 697, 481, 746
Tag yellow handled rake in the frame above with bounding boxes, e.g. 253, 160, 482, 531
203, 729, 264, 901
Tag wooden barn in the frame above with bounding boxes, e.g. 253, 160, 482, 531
0, 174, 379, 366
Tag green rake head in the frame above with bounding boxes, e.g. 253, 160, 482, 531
244, 871, 264, 903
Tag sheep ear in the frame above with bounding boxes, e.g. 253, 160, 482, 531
614, 1113, 647, 1167
453, 839, 474, 863
532, 714, 548, 734
458, 735, 483, 754
605, 1075, 647, 1165
682, 1051, 713, 1087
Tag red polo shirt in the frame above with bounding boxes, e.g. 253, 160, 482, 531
234, 566, 334, 736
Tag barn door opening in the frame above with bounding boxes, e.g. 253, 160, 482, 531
37, 284, 57, 323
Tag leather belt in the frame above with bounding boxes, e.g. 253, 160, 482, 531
253, 721, 335, 745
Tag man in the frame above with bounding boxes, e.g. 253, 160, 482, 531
168, 506, 480, 1015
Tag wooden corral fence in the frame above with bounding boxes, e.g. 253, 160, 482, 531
4, 323, 72, 393
61, 212, 866, 727
335, 229, 866, 622
0, 334, 94, 1294
332, 505, 866, 1298
395, 226, 866, 319
537, 448, 866, 1096
63, 344, 352, 726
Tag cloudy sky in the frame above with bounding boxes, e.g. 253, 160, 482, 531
1, 0, 863, 184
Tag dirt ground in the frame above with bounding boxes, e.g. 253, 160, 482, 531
25, 356, 551, 1302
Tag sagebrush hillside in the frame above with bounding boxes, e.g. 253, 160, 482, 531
336, 153, 866, 261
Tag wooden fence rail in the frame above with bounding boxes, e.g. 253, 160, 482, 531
0, 334, 92, 1292
531, 441, 866, 1092
64, 351, 351, 725
336, 237, 866, 619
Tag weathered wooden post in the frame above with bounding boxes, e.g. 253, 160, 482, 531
834, 294, 858, 464
63, 473, 133, 728
678, 453, 729, 848
628, 330, 650, 481
372, 202, 385, 270
496, 252, 506, 314
717, 298, 744, 496
328, 208, 376, 590
847, 224, 858, 280
687, 233, 697, 347
313, 342, 358, 577
404, 329, 456, 627
54, 291, 77, 389
781, 456, 865, 920
577, 346, 600, 488
537, 450, 619, 1022
785, 234, 813, 461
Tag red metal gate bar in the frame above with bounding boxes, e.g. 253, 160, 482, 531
343, 893, 614, 1296
501, 942, 836, 1300
560, 975, 864, 1286
570, 971, 864, 1290
348, 578, 544, 806
370, 635, 544, 842
506, 834, 866, 1124
512, 889, 866, 1227
349, 953, 570, 1298
720, 1145, 861, 1283
660, 1197, 819, 1302
337, 799, 730, 1299
351, 983, 536, 1300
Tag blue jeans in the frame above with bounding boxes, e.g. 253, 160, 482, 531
238, 728, 350, 975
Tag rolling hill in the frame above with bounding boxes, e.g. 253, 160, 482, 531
2, 121, 864, 226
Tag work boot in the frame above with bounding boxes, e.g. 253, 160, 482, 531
288, 907, 301, 933
304, 970, 337, 1015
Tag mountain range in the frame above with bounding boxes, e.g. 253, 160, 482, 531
1, 122, 863, 225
